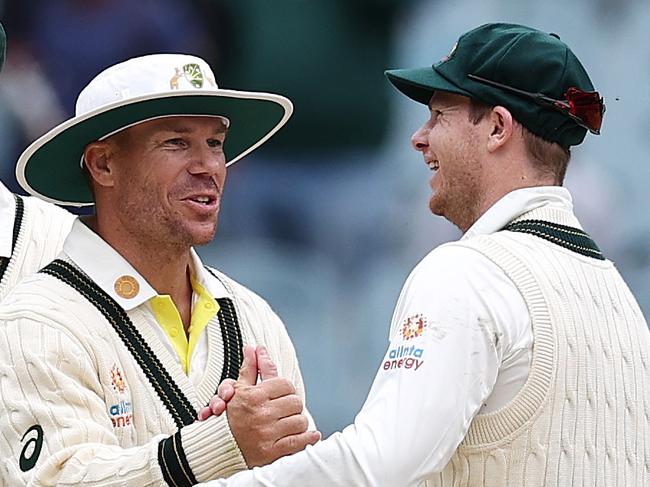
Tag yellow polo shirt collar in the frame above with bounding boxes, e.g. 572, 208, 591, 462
149, 277, 219, 374
64, 219, 230, 376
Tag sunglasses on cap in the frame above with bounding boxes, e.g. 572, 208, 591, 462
467, 74, 605, 135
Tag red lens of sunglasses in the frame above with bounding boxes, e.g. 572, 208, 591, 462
564, 87, 604, 134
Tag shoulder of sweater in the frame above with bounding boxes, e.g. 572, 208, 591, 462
415, 237, 504, 273
8, 197, 75, 277
0, 271, 93, 329
23, 196, 77, 241
400, 239, 522, 304
23, 196, 76, 224
22, 195, 77, 227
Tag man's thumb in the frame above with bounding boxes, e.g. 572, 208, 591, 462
238, 344, 258, 385
256, 345, 279, 381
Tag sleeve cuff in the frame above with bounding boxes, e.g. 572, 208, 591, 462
175, 414, 248, 486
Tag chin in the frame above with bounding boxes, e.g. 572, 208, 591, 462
428, 196, 444, 217
189, 231, 216, 247
192, 236, 214, 247
191, 225, 218, 246
178, 216, 217, 245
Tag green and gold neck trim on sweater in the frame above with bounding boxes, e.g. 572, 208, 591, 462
40, 259, 243, 429
502, 219, 604, 260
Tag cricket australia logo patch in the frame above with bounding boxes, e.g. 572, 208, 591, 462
110, 364, 126, 394
169, 63, 216, 90
108, 364, 133, 428
401, 313, 428, 340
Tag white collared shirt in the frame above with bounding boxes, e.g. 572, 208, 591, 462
208, 186, 576, 486
459, 185, 574, 412
63, 218, 229, 384
0, 181, 17, 259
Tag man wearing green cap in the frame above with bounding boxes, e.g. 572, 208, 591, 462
204, 23, 649, 486
0, 23, 75, 299
0, 53, 320, 485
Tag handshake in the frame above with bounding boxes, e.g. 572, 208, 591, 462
197, 345, 321, 468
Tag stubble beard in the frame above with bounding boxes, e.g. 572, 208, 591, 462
118, 194, 218, 253
156, 209, 219, 248
429, 157, 484, 233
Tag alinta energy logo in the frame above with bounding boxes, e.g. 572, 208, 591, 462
109, 400, 133, 428
109, 364, 133, 428
382, 313, 429, 372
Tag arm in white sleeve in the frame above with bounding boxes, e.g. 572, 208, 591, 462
205, 245, 529, 486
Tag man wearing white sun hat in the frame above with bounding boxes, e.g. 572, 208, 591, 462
0, 53, 319, 485
0, 23, 75, 299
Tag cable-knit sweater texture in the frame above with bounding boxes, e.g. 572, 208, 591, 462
425, 206, 649, 486
0, 195, 74, 300
0, 257, 307, 486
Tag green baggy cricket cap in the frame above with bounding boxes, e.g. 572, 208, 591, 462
385, 23, 603, 148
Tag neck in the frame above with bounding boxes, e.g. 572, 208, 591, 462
87, 215, 194, 326
468, 152, 557, 231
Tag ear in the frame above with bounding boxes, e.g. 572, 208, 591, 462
83, 141, 116, 189
486, 106, 514, 153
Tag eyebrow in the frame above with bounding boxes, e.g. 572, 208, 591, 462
428, 99, 461, 112
428, 92, 460, 111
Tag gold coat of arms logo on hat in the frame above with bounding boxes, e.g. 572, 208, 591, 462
170, 63, 216, 90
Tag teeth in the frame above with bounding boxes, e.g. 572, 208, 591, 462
427, 160, 439, 171
194, 196, 210, 204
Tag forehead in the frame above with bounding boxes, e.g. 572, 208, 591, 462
112, 115, 228, 141
142, 115, 228, 132
427, 91, 472, 110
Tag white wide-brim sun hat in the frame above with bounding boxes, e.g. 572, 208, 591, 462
16, 53, 293, 207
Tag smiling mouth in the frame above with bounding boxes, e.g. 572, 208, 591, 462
426, 160, 440, 171
183, 195, 219, 207
190, 196, 214, 205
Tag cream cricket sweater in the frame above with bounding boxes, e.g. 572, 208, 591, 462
0, 256, 308, 486
426, 205, 650, 486
0, 193, 74, 300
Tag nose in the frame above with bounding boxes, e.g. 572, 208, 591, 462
188, 145, 226, 177
411, 123, 429, 152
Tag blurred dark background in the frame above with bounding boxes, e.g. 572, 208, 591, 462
1, 0, 648, 437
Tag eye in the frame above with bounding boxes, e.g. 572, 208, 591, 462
207, 138, 224, 149
165, 138, 188, 148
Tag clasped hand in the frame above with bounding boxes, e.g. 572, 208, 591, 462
198, 345, 320, 467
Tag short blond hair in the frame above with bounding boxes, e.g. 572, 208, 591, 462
468, 100, 571, 184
